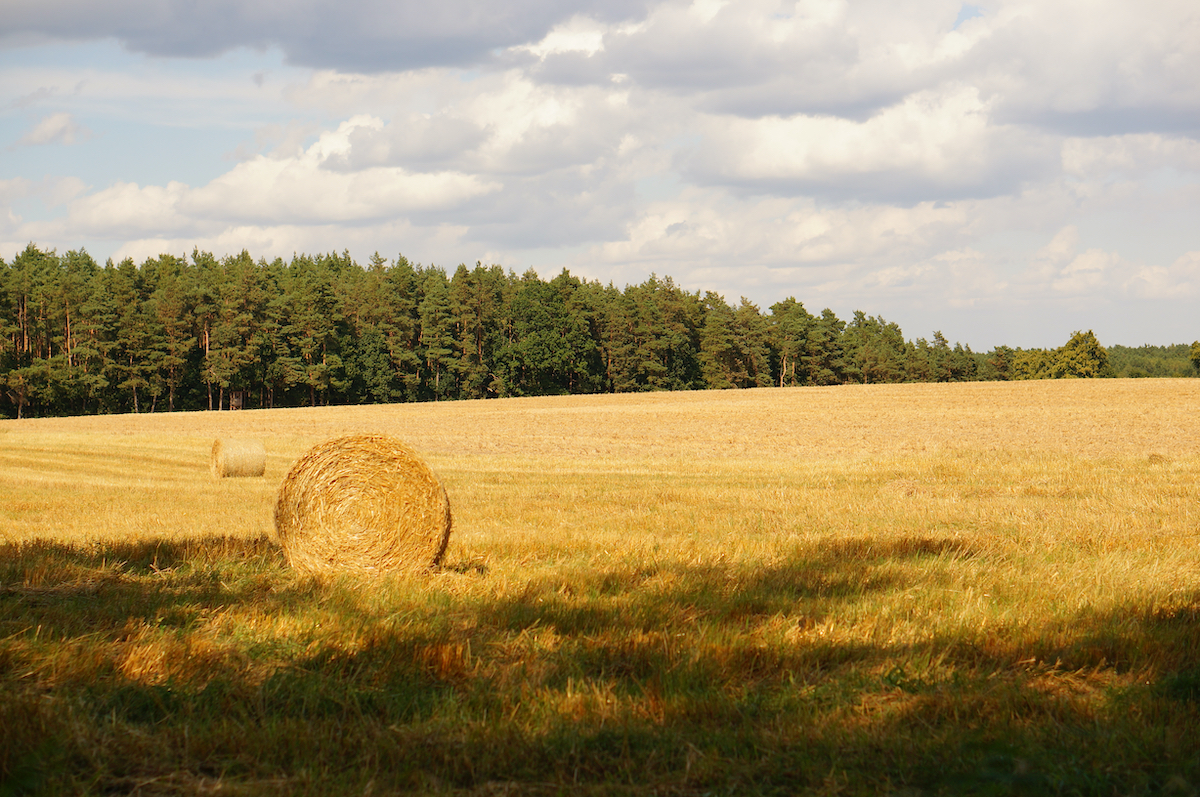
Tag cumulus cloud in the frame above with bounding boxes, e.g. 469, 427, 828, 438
0, 175, 89, 238
1062, 134, 1200, 178
5, 0, 1200, 348
1, 0, 653, 71
31, 119, 500, 241
575, 187, 976, 295
688, 86, 1055, 200
13, 112, 92, 146
1124, 251, 1200, 299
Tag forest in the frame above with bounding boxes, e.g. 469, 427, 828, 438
2, 244, 1197, 418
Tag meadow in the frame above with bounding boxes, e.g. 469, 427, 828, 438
1, 379, 1199, 795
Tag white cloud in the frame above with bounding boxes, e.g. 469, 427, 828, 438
29, 118, 500, 240
1123, 251, 1200, 299
0, 177, 33, 204
105, 220, 476, 270
1062, 134, 1200, 178
1, 0, 654, 71
14, 111, 91, 146
1051, 248, 1121, 294
1034, 225, 1081, 270
0, 175, 88, 237
692, 87, 999, 188
35, 180, 196, 240
4, 0, 1200, 349
577, 187, 974, 292
518, 15, 608, 59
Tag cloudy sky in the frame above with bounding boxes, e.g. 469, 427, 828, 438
2, 0, 1198, 349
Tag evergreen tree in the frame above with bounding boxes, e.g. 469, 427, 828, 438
54, 249, 107, 412
374, 255, 421, 401
904, 339, 933, 382
141, 255, 195, 411
418, 267, 457, 400
733, 298, 772, 388
104, 258, 158, 412
6, 244, 59, 368
450, 262, 508, 398
500, 269, 599, 395
1012, 348, 1055, 380
981, 345, 1014, 381
768, 297, 815, 387
281, 254, 348, 406
605, 275, 704, 393
844, 312, 905, 384
603, 278, 666, 391
805, 309, 849, 385
699, 291, 739, 389
949, 342, 978, 382
7, 240, 1182, 417
1054, 330, 1112, 378
553, 269, 605, 394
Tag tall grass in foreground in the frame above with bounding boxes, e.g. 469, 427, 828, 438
2, 381, 1199, 794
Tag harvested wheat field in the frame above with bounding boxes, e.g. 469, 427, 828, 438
2, 379, 1199, 795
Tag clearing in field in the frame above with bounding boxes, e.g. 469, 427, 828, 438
2, 379, 1199, 795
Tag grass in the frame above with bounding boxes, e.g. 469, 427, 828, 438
1, 379, 1199, 795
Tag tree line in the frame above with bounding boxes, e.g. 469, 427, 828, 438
1, 244, 1195, 418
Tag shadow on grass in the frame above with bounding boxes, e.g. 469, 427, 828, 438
1, 535, 1198, 795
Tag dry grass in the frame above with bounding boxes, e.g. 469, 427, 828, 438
275, 433, 452, 575
210, 438, 266, 478
2, 379, 1199, 794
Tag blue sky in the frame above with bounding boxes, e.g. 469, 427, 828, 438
3, 0, 1198, 349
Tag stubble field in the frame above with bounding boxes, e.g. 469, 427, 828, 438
2, 379, 1199, 795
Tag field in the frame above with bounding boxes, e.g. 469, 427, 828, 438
2, 379, 1199, 795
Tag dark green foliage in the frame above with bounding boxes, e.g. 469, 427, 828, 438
4, 244, 1182, 418
1012, 330, 1120, 381
844, 312, 905, 384
1056, 330, 1114, 378
1109, 343, 1200, 378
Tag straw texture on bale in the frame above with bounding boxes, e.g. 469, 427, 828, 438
211, 438, 266, 478
274, 434, 452, 575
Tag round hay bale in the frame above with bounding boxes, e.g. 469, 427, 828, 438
274, 434, 452, 576
211, 438, 266, 478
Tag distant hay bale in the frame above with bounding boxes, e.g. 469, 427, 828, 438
211, 438, 266, 478
274, 434, 452, 576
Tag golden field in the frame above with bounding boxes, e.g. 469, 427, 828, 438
2, 378, 1200, 795
4, 378, 1198, 544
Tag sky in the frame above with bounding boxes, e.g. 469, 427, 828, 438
2, 0, 1198, 350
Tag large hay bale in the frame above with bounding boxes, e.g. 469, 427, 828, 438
211, 438, 266, 478
274, 434, 452, 575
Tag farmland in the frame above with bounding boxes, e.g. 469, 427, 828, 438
2, 379, 1200, 795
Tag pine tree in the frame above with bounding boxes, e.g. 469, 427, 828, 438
1054, 330, 1112, 378
281, 254, 347, 407
734, 299, 772, 388
104, 258, 158, 412
805, 309, 849, 385
844, 311, 905, 384
450, 262, 508, 398
768, 297, 814, 387
418, 267, 456, 400
699, 291, 738, 389
143, 255, 195, 412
